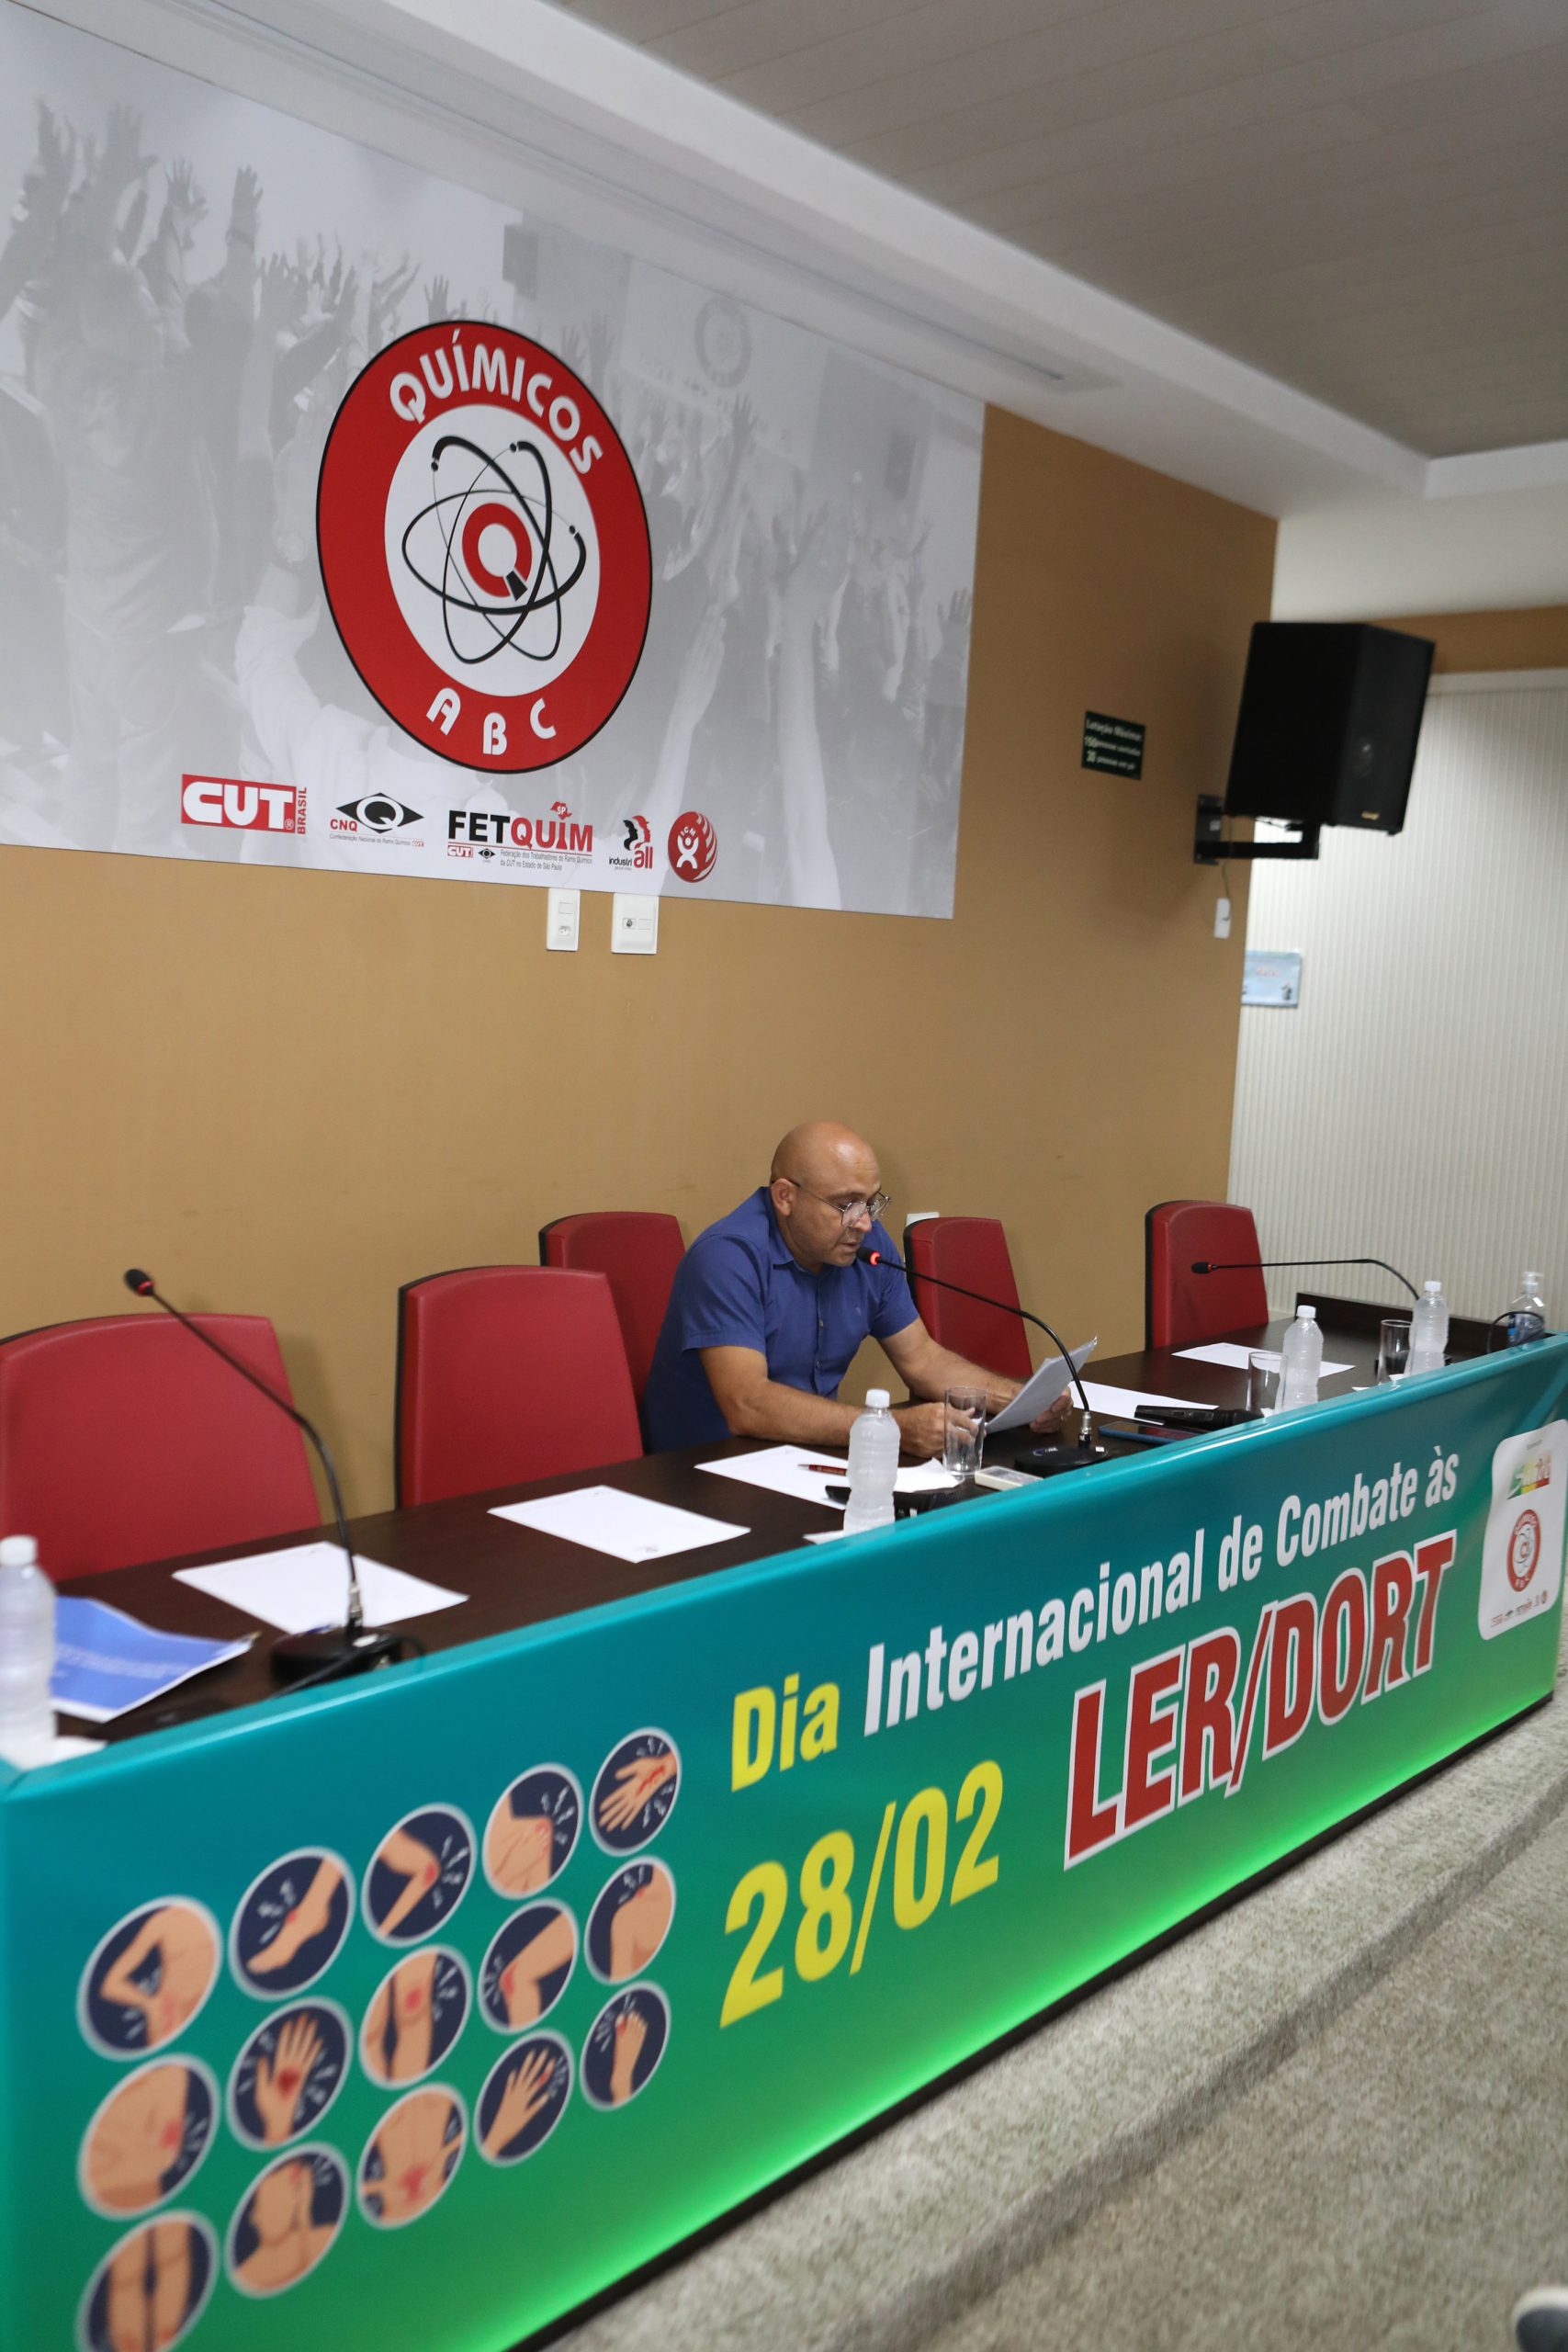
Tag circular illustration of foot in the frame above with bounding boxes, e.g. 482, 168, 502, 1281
229, 2002, 351, 2150
79, 2060, 217, 2218
480, 1902, 576, 2033
590, 1729, 681, 1855
79, 1900, 220, 2058
228, 2145, 347, 2298
476, 2032, 572, 2165
581, 1984, 670, 2110
77, 2214, 216, 2352
357, 2086, 466, 2228
586, 1860, 675, 1984
483, 1764, 582, 1895
363, 1805, 475, 1943
360, 1948, 469, 2086
231, 1850, 352, 1997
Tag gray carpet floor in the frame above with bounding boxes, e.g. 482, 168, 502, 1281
562, 1618, 1568, 2352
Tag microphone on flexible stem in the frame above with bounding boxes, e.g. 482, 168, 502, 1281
857, 1247, 1102, 1456
1190, 1255, 1420, 1302
122, 1269, 406, 1686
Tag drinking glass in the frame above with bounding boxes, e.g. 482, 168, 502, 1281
1245, 1351, 1280, 1416
1377, 1318, 1411, 1384
943, 1387, 987, 1478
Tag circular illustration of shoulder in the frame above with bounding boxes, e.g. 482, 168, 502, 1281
580, 1983, 670, 2111
359, 1947, 470, 2086
76, 2213, 216, 2352
362, 1804, 475, 1944
78, 1899, 221, 2059
357, 2085, 467, 2229
78, 2058, 217, 2219
483, 1763, 582, 1896
586, 1860, 675, 1984
227, 2145, 348, 2299
230, 1849, 353, 1997
229, 2001, 351, 2150
479, 1902, 577, 2033
590, 1729, 681, 1855
476, 2032, 572, 2166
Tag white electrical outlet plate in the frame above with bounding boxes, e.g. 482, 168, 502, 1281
547, 888, 580, 951
1214, 894, 1232, 940
612, 894, 659, 955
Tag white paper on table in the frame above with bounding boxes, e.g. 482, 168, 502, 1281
698, 1445, 847, 1508
1176, 1341, 1353, 1375
987, 1340, 1097, 1434
1080, 1381, 1202, 1418
897, 1463, 960, 1493
492, 1486, 747, 1564
175, 1543, 466, 1634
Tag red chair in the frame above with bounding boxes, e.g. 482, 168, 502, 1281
0, 1312, 321, 1578
537, 1212, 685, 1408
1145, 1201, 1268, 1350
902, 1217, 1032, 1383
396, 1266, 641, 1508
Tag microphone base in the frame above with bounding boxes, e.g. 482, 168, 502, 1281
1025, 1442, 1111, 1476
269, 1625, 409, 1686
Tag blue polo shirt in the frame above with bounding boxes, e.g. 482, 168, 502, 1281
642, 1189, 919, 1451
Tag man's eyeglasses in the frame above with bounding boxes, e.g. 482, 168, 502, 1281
781, 1176, 891, 1226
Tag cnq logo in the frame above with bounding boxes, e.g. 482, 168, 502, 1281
181, 775, 304, 833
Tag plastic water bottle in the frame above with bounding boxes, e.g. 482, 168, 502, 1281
0, 1534, 56, 1763
843, 1388, 898, 1535
1506, 1272, 1548, 1346
1409, 1279, 1449, 1375
1279, 1304, 1323, 1408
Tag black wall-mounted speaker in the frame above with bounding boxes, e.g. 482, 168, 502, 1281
1224, 621, 1435, 834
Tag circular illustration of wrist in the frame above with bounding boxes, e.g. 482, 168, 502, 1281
76, 2214, 216, 2352
586, 1860, 675, 1983
230, 1849, 351, 1997
362, 1805, 474, 1944
357, 2086, 466, 2228
78, 2059, 217, 2219
590, 1729, 681, 1855
476, 2031, 572, 2166
229, 2001, 350, 2149
360, 1947, 469, 2086
581, 1984, 669, 2111
78, 1898, 220, 2058
480, 1902, 577, 2032
227, 2146, 347, 2298
483, 1764, 581, 1896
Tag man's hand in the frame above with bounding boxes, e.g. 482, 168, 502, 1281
1030, 1391, 1077, 1433
892, 1400, 947, 1460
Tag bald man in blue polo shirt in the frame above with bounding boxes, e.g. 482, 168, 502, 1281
643, 1121, 1067, 1458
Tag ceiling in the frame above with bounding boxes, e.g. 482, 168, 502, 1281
547, 0, 1568, 458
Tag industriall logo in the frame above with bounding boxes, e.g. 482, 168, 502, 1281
609, 814, 654, 873
316, 322, 651, 776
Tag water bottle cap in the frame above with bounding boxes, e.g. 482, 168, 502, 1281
1297, 1304, 1315, 1321
0, 1534, 38, 1569
865, 1389, 891, 1409
1424, 1279, 1443, 1295
1523, 1272, 1542, 1288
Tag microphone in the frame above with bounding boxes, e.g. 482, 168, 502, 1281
858, 1247, 1100, 1453
122, 1269, 405, 1686
1190, 1255, 1420, 1302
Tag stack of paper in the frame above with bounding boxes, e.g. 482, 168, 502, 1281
492, 1487, 747, 1564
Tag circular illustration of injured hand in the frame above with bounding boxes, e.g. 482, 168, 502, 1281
79, 1899, 220, 2058
229, 2002, 350, 2150
227, 2145, 346, 2299
76, 2214, 216, 2352
79, 2060, 217, 2218
581, 1984, 669, 2111
360, 1948, 469, 2086
357, 2086, 466, 2229
591, 1729, 681, 1855
477, 2032, 572, 2166
586, 1860, 675, 1984
362, 1805, 474, 1944
231, 1849, 352, 1997
480, 1901, 577, 2033
483, 1764, 581, 1896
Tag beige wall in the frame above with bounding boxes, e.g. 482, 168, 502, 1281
0, 406, 1274, 1512
1385, 603, 1568, 675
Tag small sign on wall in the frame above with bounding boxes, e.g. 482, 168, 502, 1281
1243, 950, 1303, 1008
1081, 711, 1145, 776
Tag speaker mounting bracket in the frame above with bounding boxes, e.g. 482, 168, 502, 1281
1194, 796, 1321, 865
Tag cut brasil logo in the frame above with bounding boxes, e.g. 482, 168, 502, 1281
317, 323, 651, 775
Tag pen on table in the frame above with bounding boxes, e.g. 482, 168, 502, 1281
806, 1464, 847, 1476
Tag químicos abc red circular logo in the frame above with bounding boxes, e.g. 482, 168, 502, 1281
317, 324, 650, 774
1506, 1507, 1541, 1593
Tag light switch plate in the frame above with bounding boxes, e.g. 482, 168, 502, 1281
612, 893, 659, 955
547, 888, 580, 951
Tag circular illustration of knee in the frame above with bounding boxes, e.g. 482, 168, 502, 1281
483, 1764, 581, 1896
363, 1805, 475, 1943
587, 1860, 675, 1983
360, 1948, 469, 2086
357, 2086, 466, 2228
78, 2215, 216, 2352
79, 1900, 220, 2057
79, 2060, 217, 2217
480, 1901, 577, 2032
230, 1850, 352, 1997
227, 2147, 346, 2298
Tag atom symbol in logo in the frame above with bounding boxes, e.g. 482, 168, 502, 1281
400, 434, 589, 669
